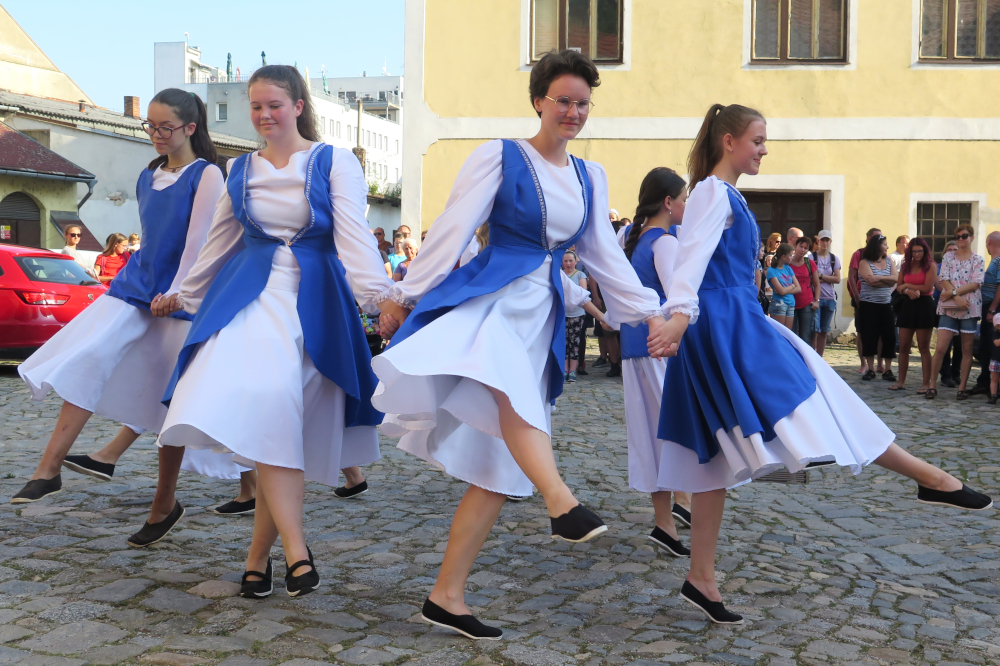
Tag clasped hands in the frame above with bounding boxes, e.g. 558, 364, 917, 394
150, 293, 183, 318
379, 299, 410, 340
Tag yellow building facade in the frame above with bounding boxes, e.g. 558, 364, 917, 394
402, 0, 1000, 327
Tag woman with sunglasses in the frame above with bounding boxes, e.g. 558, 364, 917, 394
14, 89, 254, 533
927, 224, 985, 400
373, 50, 666, 639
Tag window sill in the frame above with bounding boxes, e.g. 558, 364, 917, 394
743, 60, 852, 71
913, 60, 1000, 69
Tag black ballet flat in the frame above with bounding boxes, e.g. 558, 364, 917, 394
917, 484, 993, 511
127, 502, 185, 548
671, 503, 691, 527
551, 504, 607, 543
680, 580, 744, 625
333, 480, 368, 499
806, 460, 836, 468
239, 558, 273, 598
285, 547, 320, 597
421, 598, 502, 640
648, 526, 690, 557
10, 475, 62, 504
63, 454, 115, 481
213, 498, 256, 515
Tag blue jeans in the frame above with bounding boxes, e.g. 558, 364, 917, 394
769, 299, 794, 318
793, 307, 815, 343
813, 299, 837, 333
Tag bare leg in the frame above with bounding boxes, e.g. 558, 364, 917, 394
428, 485, 506, 615
675, 491, 692, 511
894, 328, 914, 388
959, 332, 976, 391
916, 329, 933, 389
863, 355, 876, 373
236, 470, 257, 502
341, 466, 365, 489
815, 332, 829, 357
253, 463, 310, 574
928, 328, 955, 390
88, 426, 142, 465
687, 489, 727, 602
651, 491, 678, 539
874, 443, 962, 492
244, 483, 278, 581
490, 389, 576, 518
32, 402, 92, 480
148, 446, 185, 523
568, 359, 578, 372
608, 335, 621, 363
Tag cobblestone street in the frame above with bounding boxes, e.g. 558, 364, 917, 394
0, 344, 998, 666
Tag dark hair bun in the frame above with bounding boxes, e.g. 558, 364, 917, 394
529, 50, 600, 117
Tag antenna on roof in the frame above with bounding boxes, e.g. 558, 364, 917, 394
184, 32, 189, 43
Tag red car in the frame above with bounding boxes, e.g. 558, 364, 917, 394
0, 244, 106, 357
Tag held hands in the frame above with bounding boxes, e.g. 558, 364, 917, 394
379, 299, 411, 340
599, 321, 614, 331
811, 301, 819, 310
150, 293, 182, 318
647, 313, 687, 358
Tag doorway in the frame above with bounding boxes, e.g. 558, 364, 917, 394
0, 193, 41, 248
743, 192, 825, 244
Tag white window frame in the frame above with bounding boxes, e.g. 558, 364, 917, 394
216, 103, 228, 122
742, 0, 859, 70
519, 0, 632, 71
908, 192, 988, 256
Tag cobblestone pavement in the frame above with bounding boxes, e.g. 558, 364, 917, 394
0, 343, 999, 666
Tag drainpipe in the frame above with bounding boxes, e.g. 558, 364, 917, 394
77, 179, 96, 208
0, 169, 96, 206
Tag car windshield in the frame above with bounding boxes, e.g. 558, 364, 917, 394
15, 256, 100, 286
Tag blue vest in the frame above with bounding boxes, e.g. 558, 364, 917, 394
162, 144, 382, 428
106, 160, 212, 320
620, 225, 677, 360
390, 139, 592, 400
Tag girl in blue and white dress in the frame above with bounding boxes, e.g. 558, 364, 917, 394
648, 104, 993, 625
14, 89, 253, 515
153, 66, 392, 599
619, 167, 694, 559
375, 50, 667, 640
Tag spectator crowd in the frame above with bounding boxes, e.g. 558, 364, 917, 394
59, 225, 137, 284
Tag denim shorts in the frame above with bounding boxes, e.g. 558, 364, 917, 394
812, 299, 837, 333
938, 313, 978, 334
769, 299, 794, 318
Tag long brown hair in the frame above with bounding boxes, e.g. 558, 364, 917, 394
624, 167, 687, 261
248, 65, 321, 142
687, 104, 765, 189
146, 88, 218, 171
101, 233, 128, 257
770, 243, 793, 269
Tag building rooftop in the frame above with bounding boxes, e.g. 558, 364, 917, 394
0, 121, 93, 179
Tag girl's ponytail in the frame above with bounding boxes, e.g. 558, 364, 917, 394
624, 167, 687, 261
686, 104, 765, 189
622, 216, 645, 261
146, 88, 218, 170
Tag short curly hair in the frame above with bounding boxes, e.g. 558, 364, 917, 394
529, 50, 601, 118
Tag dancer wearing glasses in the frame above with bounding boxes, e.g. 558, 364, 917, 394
647, 103, 992, 625
14, 89, 254, 524
374, 50, 667, 640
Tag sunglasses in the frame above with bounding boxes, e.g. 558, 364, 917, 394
955, 232, 972, 240
67, 233, 81, 238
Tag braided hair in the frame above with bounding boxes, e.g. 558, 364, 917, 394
623, 167, 687, 261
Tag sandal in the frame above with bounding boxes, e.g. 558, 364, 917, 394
924, 388, 938, 400
916, 389, 928, 395
887, 385, 906, 391
862, 370, 877, 381
882, 371, 896, 381
957, 390, 970, 401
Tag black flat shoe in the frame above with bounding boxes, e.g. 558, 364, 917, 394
806, 460, 836, 468
576, 369, 588, 376
680, 581, 743, 625
213, 498, 256, 515
917, 484, 993, 511
649, 526, 689, 557
882, 370, 896, 381
862, 370, 876, 381
127, 502, 185, 548
333, 480, 368, 499
285, 547, 320, 597
605, 363, 622, 378
62, 454, 115, 481
551, 504, 607, 543
239, 558, 273, 598
421, 598, 502, 640
10, 475, 62, 504
671, 503, 691, 527
989, 394, 998, 405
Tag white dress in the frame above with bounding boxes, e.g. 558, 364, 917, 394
157, 144, 393, 486
19, 161, 245, 479
372, 139, 662, 497
654, 177, 893, 492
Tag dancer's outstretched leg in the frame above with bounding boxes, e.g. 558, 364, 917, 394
679, 489, 742, 624
12, 401, 92, 503
874, 443, 991, 508
63, 425, 141, 482
127, 445, 185, 547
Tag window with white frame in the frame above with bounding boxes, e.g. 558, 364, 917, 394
320, 116, 326, 135
920, 0, 1000, 61
531, 0, 623, 63
917, 201, 973, 261
216, 103, 228, 121
751, 0, 848, 62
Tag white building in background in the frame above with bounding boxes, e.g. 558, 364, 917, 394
152, 43, 404, 234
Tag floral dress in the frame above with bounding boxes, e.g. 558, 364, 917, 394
937, 252, 985, 319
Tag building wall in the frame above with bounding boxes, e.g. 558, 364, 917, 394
404, 0, 1000, 330
365, 200, 402, 235
0, 7, 93, 104
0, 174, 79, 249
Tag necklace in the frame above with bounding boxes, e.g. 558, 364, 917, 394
162, 160, 195, 173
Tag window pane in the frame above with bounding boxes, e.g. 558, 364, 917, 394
960, 202, 973, 219
987, 0, 1000, 58
817, 0, 844, 58
920, 0, 947, 57
789, 0, 814, 58
947, 219, 959, 234
567, 0, 591, 54
753, 0, 781, 58
921, 203, 934, 218
934, 203, 946, 218
533, 0, 559, 59
595, 0, 620, 60
934, 237, 946, 254
956, 0, 979, 57
934, 220, 945, 236
921, 220, 934, 236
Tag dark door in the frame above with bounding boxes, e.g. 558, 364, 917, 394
0, 193, 41, 248
743, 192, 825, 244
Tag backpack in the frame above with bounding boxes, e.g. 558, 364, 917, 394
811, 252, 838, 300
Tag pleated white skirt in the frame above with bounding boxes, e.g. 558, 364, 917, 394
19, 294, 245, 480
158, 253, 380, 486
372, 266, 558, 497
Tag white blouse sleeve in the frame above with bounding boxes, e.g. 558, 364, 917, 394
459, 237, 480, 267
574, 161, 662, 327
177, 159, 246, 314
389, 140, 503, 307
560, 269, 592, 310
652, 234, 680, 296
164, 164, 225, 297
662, 177, 732, 324
329, 148, 394, 313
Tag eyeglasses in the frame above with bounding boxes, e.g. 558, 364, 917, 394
141, 121, 187, 138
544, 96, 594, 116
955, 232, 972, 240
66, 233, 81, 238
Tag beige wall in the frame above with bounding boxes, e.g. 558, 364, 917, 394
0, 176, 79, 249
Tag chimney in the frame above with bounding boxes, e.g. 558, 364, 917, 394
124, 96, 140, 118
78, 101, 87, 113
